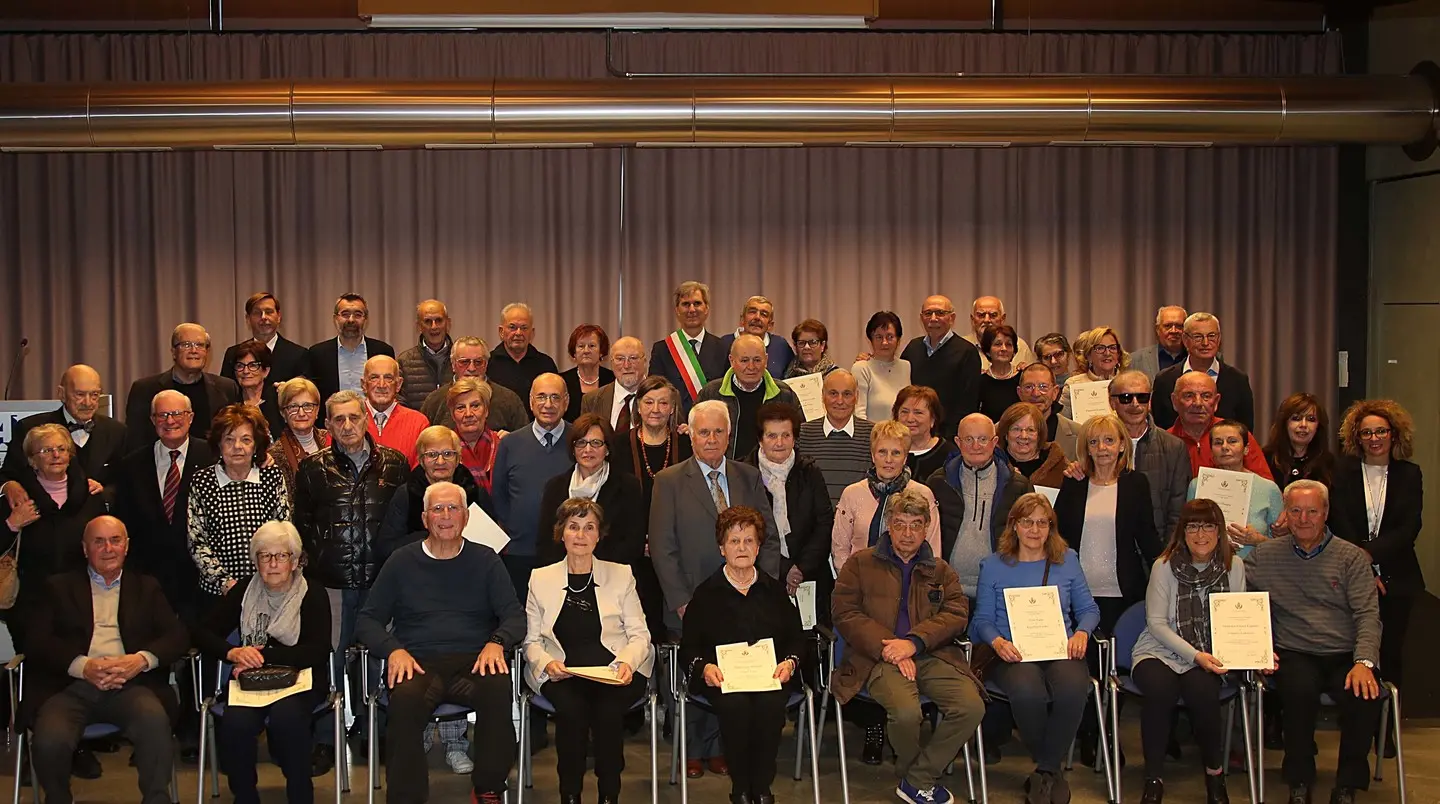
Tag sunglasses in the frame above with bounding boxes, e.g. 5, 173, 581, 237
1109, 392, 1152, 405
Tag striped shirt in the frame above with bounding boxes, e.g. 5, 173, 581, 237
797, 417, 874, 507
1243, 531, 1380, 665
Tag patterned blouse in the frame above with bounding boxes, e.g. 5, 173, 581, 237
187, 463, 291, 595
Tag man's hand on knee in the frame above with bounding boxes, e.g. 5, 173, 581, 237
388, 649, 424, 688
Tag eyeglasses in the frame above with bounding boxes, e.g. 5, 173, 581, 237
1184, 523, 1220, 535
532, 393, 564, 404
453, 358, 486, 369
337, 311, 367, 321
1019, 383, 1052, 394
1110, 392, 1152, 405
888, 520, 928, 533
152, 411, 192, 422
1090, 344, 1120, 355
1016, 517, 1050, 530
574, 438, 607, 450
421, 450, 459, 461
174, 341, 208, 351
1359, 428, 1391, 439
427, 503, 463, 515
920, 309, 954, 319
612, 355, 644, 365
957, 436, 992, 447
233, 362, 265, 374
1008, 427, 1038, 437
1185, 332, 1221, 343
257, 551, 294, 565
795, 339, 823, 348
33, 446, 69, 457
283, 402, 319, 415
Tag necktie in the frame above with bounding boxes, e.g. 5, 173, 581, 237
162, 450, 181, 523
616, 393, 636, 433
543, 432, 555, 450
374, 411, 388, 434
708, 469, 729, 513
689, 338, 699, 354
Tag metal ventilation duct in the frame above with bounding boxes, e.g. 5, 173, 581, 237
0, 69, 1435, 156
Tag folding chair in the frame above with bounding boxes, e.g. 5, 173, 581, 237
1251, 673, 1405, 803
360, 646, 526, 804
516, 661, 660, 804
663, 642, 822, 804
7, 655, 180, 804
194, 648, 352, 803
1105, 601, 1255, 804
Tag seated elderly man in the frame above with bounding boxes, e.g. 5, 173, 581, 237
831, 487, 985, 804
24, 516, 187, 804
356, 481, 525, 804
1244, 480, 1382, 804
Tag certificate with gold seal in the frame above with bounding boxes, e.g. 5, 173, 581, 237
1208, 592, 1273, 670
1003, 586, 1069, 663
715, 638, 783, 694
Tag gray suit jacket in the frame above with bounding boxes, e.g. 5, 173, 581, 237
1130, 345, 1161, 381
1132, 422, 1191, 539
647, 457, 781, 630
1053, 414, 1080, 462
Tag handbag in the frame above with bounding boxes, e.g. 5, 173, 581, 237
0, 529, 21, 610
237, 665, 300, 692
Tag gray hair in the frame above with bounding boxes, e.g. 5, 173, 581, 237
23, 423, 74, 460
1155, 305, 1187, 325
151, 389, 192, 414
453, 335, 489, 352
1283, 479, 1330, 509
884, 487, 931, 526
416, 425, 461, 454
170, 323, 211, 348
500, 302, 533, 320
325, 389, 366, 419
277, 377, 321, 409
673, 281, 711, 307
688, 399, 731, 433
1183, 312, 1221, 333
250, 521, 302, 567
422, 480, 466, 511
1110, 369, 1152, 391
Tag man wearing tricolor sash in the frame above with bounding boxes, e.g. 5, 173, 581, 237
649, 281, 730, 418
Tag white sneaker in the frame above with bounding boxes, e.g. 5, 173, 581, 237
446, 749, 475, 774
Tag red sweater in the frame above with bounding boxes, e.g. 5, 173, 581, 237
367, 404, 429, 468
1168, 416, 1274, 481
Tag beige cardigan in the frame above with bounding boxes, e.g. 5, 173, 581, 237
830, 478, 942, 573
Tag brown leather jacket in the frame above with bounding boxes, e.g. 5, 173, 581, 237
829, 538, 982, 704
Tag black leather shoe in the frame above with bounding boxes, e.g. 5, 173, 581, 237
559, 795, 580, 804
1328, 788, 1355, 804
310, 744, 336, 777
984, 740, 1002, 766
1287, 783, 1312, 804
1205, 773, 1229, 804
862, 725, 884, 765
597, 794, 618, 804
1050, 773, 1071, 804
71, 748, 102, 780
755, 793, 775, 804
728, 794, 752, 804
1140, 778, 1164, 804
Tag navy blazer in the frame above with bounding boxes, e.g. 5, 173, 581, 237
648, 331, 731, 416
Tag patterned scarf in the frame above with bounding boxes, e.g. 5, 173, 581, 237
865, 465, 913, 548
240, 570, 308, 648
1171, 558, 1230, 654
786, 354, 836, 378
757, 451, 796, 539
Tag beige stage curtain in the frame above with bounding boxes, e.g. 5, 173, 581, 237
0, 31, 1337, 436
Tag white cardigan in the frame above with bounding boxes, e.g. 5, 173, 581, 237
522, 558, 654, 694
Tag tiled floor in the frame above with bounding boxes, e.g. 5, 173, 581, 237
4, 714, 1428, 803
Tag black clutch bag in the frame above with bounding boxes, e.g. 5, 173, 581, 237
237, 665, 300, 692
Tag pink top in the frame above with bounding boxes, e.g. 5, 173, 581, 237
38, 474, 68, 507
830, 478, 942, 573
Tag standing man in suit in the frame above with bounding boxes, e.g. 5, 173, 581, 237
900, 295, 982, 439
1127, 305, 1188, 382
220, 292, 311, 386
24, 516, 188, 804
307, 293, 395, 407
124, 323, 240, 451
718, 296, 796, 378
420, 337, 529, 433
1017, 363, 1079, 461
580, 335, 648, 432
2, 364, 127, 495
1151, 312, 1255, 431
396, 299, 453, 411
649, 281, 730, 419
111, 388, 214, 761
486, 303, 558, 405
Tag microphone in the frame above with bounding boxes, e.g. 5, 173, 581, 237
3, 338, 29, 401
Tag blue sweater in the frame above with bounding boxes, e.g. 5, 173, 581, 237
491, 423, 574, 556
969, 548, 1101, 646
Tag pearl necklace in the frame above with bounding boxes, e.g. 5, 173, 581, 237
723, 565, 757, 592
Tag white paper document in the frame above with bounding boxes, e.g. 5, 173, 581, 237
791, 581, 817, 631
1003, 585, 1070, 662
462, 502, 511, 554
566, 665, 627, 686
784, 372, 825, 422
1034, 486, 1060, 505
715, 637, 783, 694
1208, 591, 1274, 670
1194, 467, 1253, 535
1068, 380, 1113, 424
227, 668, 313, 708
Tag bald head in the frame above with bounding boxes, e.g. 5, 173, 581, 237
1173, 371, 1221, 431
822, 369, 858, 426
921, 295, 957, 342
970, 296, 1007, 338
956, 413, 998, 468
362, 355, 402, 408
83, 515, 129, 580
530, 372, 568, 428
729, 334, 768, 389
59, 364, 102, 422
415, 299, 450, 349
611, 336, 648, 390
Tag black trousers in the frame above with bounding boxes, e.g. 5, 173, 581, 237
1275, 650, 1381, 790
386, 653, 516, 802
220, 689, 321, 804
708, 688, 790, 797
1378, 593, 1413, 689
32, 681, 174, 804
1131, 659, 1226, 778
542, 674, 647, 797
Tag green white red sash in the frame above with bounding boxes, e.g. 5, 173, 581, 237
665, 330, 707, 401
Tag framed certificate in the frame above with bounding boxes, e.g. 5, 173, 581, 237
783, 372, 825, 422
1069, 380, 1113, 424
1002, 585, 1070, 662
1194, 467, 1253, 533
715, 637, 783, 694
1208, 591, 1274, 670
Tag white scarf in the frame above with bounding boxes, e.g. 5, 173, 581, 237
758, 451, 795, 539
569, 461, 610, 500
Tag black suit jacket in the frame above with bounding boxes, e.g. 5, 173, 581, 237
220, 334, 312, 386
1053, 471, 1161, 606
648, 331, 730, 416
306, 337, 395, 406
19, 569, 188, 728
110, 438, 215, 617
1, 407, 127, 488
123, 372, 240, 452
1151, 362, 1255, 432
1330, 457, 1425, 596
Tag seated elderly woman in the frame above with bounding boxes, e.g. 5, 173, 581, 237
267, 378, 330, 506
831, 487, 985, 804
1185, 419, 1283, 556
1131, 499, 1245, 804
524, 498, 653, 804
997, 402, 1069, 490
680, 506, 804, 804
536, 413, 645, 567
194, 521, 332, 804
187, 404, 289, 609
971, 492, 1099, 804
447, 377, 504, 492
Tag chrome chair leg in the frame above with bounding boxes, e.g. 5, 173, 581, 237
792, 697, 804, 781
677, 695, 688, 804
1239, 686, 1258, 804
1387, 684, 1405, 804
650, 691, 659, 804
12, 731, 23, 804
973, 723, 989, 804
834, 699, 850, 804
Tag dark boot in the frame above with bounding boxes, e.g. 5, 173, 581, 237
1205, 772, 1229, 804
559, 796, 580, 804
728, 794, 753, 804
1287, 783, 1312, 804
1140, 778, 1164, 804
1328, 788, 1356, 804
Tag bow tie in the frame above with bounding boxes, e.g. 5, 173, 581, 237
67, 420, 95, 434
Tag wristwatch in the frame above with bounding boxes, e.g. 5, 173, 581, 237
1357, 659, 1375, 670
